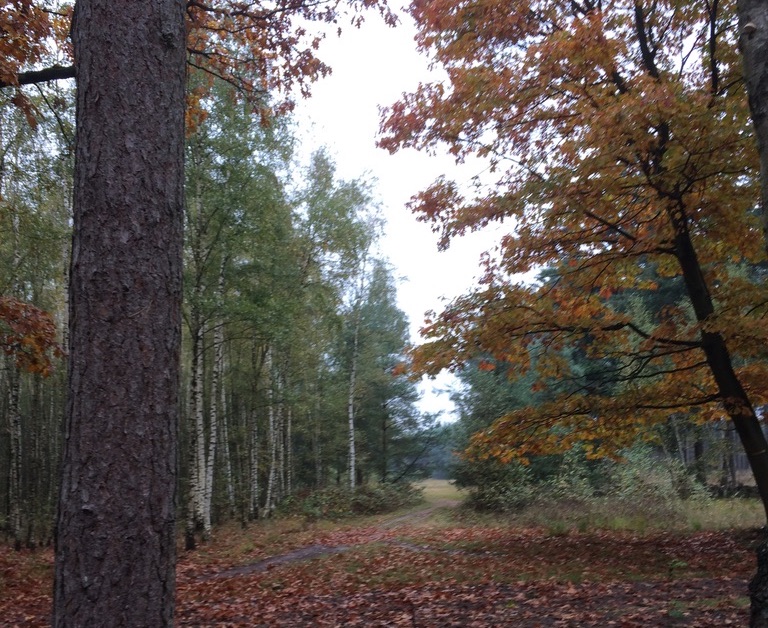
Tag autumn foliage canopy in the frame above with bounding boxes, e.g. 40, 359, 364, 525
380, 0, 768, 461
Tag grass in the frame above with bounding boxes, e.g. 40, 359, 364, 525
416, 478, 465, 504
446, 493, 766, 534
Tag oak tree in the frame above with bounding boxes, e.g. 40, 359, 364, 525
380, 0, 768, 618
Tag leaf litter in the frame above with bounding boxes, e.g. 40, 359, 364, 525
0, 505, 758, 626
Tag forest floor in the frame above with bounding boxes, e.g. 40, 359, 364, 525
0, 480, 764, 626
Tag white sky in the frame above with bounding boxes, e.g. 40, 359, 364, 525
294, 11, 501, 421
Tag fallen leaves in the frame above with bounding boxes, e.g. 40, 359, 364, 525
0, 518, 756, 626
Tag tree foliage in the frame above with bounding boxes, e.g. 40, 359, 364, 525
381, 0, 768, 489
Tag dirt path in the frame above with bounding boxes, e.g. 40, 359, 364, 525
210, 483, 464, 579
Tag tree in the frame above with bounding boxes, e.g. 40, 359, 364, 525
380, 0, 768, 619
52, 1, 186, 624
0, 0, 393, 622
738, 0, 768, 251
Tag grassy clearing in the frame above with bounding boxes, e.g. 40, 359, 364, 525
416, 478, 465, 504
447, 494, 766, 534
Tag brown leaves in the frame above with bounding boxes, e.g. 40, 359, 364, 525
0, 513, 755, 626
0, 296, 62, 375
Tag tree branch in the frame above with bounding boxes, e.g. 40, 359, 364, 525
0, 65, 75, 89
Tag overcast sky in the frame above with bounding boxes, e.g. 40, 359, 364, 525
294, 11, 500, 421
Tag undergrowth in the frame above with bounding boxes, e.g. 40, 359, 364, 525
276, 482, 424, 521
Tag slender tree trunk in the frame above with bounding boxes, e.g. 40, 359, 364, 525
381, 408, 389, 483
249, 406, 259, 520
313, 391, 323, 488
668, 198, 768, 626
286, 406, 293, 496
217, 336, 236, 519
185, 320, 206, 550
277, 377, 286, 501
248, 344, 265, 520
204, 319, 222, 538
348, 312, 360, 491
264, 350, 277, 515
53, 0, 185, 624
6, 361, 22, 550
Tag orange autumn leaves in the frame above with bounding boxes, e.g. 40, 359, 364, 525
4, 0, 396, 128
380, 0, 768, 460
0, 296, 61, 376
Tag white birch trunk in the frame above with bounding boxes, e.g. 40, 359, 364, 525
263, 349, 277, 515
218, 356, 236, 517
277, 374, 286, 499
185, 318, 206, 549
249, 407, 259, 520
7, 361, 22, 548
249, 345, 262, 520
286, 407, 293, 496
347, 309, 360, 490
203, 319, 224, 539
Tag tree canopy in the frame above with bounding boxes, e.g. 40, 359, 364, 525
381, 0, 768, 491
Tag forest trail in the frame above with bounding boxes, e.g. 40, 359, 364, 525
0, 483, 756, 625
209, 480, 464, 579
172, 480, 755, 626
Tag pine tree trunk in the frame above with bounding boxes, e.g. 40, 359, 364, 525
53, 0, 185, 623
381, 409, 389, 483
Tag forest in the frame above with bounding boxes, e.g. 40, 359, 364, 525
6, 0, 768, 625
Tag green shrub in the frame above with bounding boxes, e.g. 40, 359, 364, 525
453, 459, 536, 512
277, 482, 423, 520
453, 444, 710, 514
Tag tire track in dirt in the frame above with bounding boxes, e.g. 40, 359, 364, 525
208, 497, 462, 580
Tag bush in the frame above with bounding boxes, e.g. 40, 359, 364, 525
453, 459, 536, 512
277, 482, 423, 520
453, 444, 710, 514
601, 446, 710, 503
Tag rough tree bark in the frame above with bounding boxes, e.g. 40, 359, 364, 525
739, 0, 768, 251
53, 0, 186, 624
731, 7, 768, 622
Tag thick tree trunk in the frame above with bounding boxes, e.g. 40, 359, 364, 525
53, 1, 185, 624
738, 0, 768, 251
